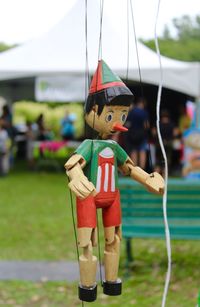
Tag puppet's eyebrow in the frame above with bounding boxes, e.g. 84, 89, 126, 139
107, 110, 114, 113
122, 109, 128, 112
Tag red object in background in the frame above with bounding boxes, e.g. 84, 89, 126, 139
39, 141, 66, 153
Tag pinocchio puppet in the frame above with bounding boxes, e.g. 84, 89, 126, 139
65, 60, 164, 302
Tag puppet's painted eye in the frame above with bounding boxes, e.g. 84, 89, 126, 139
105, 113, 113, 122
121, 113, 127, 123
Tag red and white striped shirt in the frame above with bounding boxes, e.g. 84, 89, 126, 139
96, 147, 116, 194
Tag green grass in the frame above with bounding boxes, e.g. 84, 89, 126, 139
0, 170, 200, 306
0, 275, 199, 307
0, 169, 77, 260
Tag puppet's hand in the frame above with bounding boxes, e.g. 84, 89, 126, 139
145, 172, 164, 195
68, 175, 97, 199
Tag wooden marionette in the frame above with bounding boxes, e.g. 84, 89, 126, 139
65, 60, 164, 302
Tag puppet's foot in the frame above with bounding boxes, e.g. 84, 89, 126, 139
78, 283, 97, 302
103, 278, 122, 296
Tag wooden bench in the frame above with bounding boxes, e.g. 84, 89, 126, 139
119, 178, 200, 262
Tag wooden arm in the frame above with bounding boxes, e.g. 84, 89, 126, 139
64, 154, 96, 199
120, 158, 164, 195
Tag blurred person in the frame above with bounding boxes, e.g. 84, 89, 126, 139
125, 98, 149, 169
179, 105, 191, 134
60, 112, 76, 140
0, 119, 11, 176
0, 105, 17, 167
36, 113, 46, 140
0, 104, 18, 142
35, 113, 53, 141
153, 110, 178, 175
25, 120, 35, 169
177, 105, 191, 169
0, 105, 12, 137
182, 130, 200, 177
171, 126, 182, 175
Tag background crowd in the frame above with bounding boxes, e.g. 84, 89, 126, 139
0, 99, 191, 177
112, 97, 191, 176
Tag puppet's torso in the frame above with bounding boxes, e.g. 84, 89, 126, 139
75, 139, 127, 194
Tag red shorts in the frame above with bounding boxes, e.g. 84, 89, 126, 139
76, 190, 121, 228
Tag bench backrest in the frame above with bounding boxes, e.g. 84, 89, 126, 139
119, 178, 200, 240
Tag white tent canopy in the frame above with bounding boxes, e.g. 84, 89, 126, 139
0, 0, 199, 100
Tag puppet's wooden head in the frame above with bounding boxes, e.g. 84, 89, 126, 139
85, 60, 134, 139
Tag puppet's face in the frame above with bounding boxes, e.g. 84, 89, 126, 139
85, 105, 129, 139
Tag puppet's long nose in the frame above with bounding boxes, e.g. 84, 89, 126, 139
112, 123, 128, 132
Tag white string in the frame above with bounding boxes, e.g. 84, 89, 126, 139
154, 1, 171, 307
98, 0, 104, 61
85, 0, 89, 100
126, 0, 130, 81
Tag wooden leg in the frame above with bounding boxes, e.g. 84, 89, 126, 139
77, 228, 98, 302
104, 233, 120, 282
79, 241, 97, 287
77, 227, 98, 288
103, 227, 122, 296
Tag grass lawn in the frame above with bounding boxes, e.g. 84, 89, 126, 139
0, 169, 76, 260
0, 170, 199, 306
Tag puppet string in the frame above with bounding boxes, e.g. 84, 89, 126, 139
91, 0, 105, 138
67, 3, 88, 306
126, 0, 130, 82
92, 0, 105, 135
67, 177, 86, 307
96, 210, 103, 286
84, 0, 89, 137
67, 177, 80, 259
98, 0, 104, 61
85, 0, 90, 104
84, 0, 104, 292
129, 0, 144, 99
154, 1, 171, 306
129, 0, 154, 172
90, 0, 105, 287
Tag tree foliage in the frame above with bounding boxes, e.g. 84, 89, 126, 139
142, 15, 200, 62
173, 15, 200, 40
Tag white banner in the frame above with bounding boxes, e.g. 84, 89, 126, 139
35, 75, 85, 102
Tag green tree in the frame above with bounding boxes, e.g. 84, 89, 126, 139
162, 25, 171, 40
173, 15, 200, 40
141, 14, 200, 62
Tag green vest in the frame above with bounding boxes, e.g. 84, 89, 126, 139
75, 139, 128, 189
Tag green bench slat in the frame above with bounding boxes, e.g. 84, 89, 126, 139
122, 208, 200, 215
120, 190, 200, 196
122, 225, 200, 236
123, 225, 200, 232
123, 217, 200, 225
122, 206, 200, 211
118, 177, 200, 186
124, 218, 200, 222
121, 199, 200, 205
119, 178, 200, 240
122, 230, 200, 240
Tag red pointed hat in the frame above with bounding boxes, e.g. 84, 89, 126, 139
89, 60, 126, 94
85, 60, 134, 114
